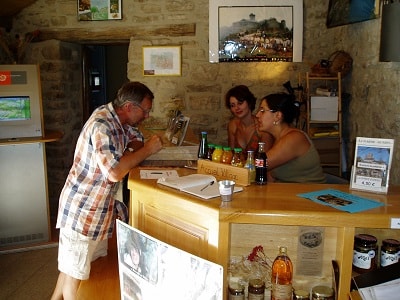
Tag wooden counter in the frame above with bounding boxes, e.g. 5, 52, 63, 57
128, 167, 400, 300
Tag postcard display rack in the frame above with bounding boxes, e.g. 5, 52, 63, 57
305, 72, 342, 176
0, 65, 54, 249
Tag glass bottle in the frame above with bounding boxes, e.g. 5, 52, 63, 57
212, 145, 223, 163
255, 142, 268, 185
231, 148, 244, 167
271, 246, 293, 300
197, 131, 208, 159
206, 143, 215, 160
244, 150, 256, 183
221, 147, 233, 164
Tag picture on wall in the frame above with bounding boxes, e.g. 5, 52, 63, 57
78, 0, 122, 21
209, 0, 303, 63
327, 0, 380, 28
143, 46, 182, 76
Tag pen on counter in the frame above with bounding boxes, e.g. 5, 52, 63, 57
200, 181, 214, 191
151, 172, 163, 174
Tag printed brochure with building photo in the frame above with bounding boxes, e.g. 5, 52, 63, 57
350, 137, 394, 194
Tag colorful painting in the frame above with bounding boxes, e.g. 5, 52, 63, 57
78, 0, 122, 21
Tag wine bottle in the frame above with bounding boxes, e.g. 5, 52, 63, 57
271, 246, 293, 300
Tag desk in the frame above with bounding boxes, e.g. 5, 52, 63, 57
128, 167, 400, 299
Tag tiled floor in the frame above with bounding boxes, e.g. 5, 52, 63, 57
0, 221, 59, 300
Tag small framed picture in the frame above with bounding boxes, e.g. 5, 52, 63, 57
142, 46, 182, 76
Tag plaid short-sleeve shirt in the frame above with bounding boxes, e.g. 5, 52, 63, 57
56, 103, 143, 240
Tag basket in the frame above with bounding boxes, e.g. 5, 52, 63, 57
328, 51, 353, 77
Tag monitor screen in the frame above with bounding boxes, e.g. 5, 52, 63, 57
0, 96, 32, 121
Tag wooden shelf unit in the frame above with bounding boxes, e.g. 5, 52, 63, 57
305, 72, 342, 176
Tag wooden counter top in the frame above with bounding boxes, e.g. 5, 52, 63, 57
0, 130, 63, 146
128, 167, 400, 229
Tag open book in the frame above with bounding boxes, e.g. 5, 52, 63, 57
157, 174, 243, 200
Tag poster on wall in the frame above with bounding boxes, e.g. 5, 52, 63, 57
78, 0, 122, 21
209, 0, 303, 63
116, 220, 223, 300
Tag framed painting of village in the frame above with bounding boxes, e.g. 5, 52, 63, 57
208, 0, 303, 63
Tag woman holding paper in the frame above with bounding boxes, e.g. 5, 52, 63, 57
255, 92, 326, 183
225, 85, 274, 155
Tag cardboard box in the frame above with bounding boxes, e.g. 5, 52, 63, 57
310, 96, 339, 121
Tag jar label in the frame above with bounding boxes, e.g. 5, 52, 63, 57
381, 251, 399, 267
353, 250, 375, 269
272, 283, 293, 300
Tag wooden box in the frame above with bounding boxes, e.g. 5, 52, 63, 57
141, 146, 198, 167
197, 159, 250, 186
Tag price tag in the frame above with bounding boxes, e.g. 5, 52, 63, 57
355, 175, 382, 188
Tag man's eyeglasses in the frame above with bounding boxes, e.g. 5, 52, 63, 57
133, 103, 151, 115
257, 108, 277, 114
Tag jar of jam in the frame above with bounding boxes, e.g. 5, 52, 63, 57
311, 285, 334, 300
231, 148, 244, 167
353, 234, 378, 273
221, 147, 233, 164
248, 278, 265, 300
380, 238, 400, 267
206, 143, 215, 160
228, 282, 245, 300
212, 145, 223, 163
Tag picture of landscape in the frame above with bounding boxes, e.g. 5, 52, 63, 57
218, 6, 294, 62
78, 0, 121, 21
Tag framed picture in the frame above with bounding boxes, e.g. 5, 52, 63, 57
327, 0, 380, 28
142, 46, 182, 76
78, 0, 122, 21
208, 0, 303, 63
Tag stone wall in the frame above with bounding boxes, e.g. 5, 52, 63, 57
6, 0, 400, 218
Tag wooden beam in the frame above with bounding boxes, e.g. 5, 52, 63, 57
38, 23, 196, 42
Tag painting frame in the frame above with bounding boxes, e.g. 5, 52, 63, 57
142, 46, 182, 77
326, 0, 380, 28
78, 0, 122, 21
208, 0, 303, 63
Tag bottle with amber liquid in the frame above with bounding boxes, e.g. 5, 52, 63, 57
255, 142, 268, 185
271, 246, 293, 300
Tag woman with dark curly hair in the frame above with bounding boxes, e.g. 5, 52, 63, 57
225, 85, 274, 154
256, 92, 325, 183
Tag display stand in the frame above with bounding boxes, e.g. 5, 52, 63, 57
0, 65, 62, 249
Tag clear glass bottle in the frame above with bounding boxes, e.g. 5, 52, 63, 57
271, 246, 293, 300
231, 148, 243, 167
212, 145, 223, 163
197, 131, 208, 159
255, 142, 268, 185
244, 150, 256, 183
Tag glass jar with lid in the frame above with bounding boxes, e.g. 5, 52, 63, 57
248, 278, 265, 300
221, 147, 233, 164
311, 285, 334, 300
212, 145, 223, 163
231, 148, 244, 167
381, 238, 400, 267
352, 234, 378, 273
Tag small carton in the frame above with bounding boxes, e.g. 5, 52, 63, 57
310, 96, 339, 121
